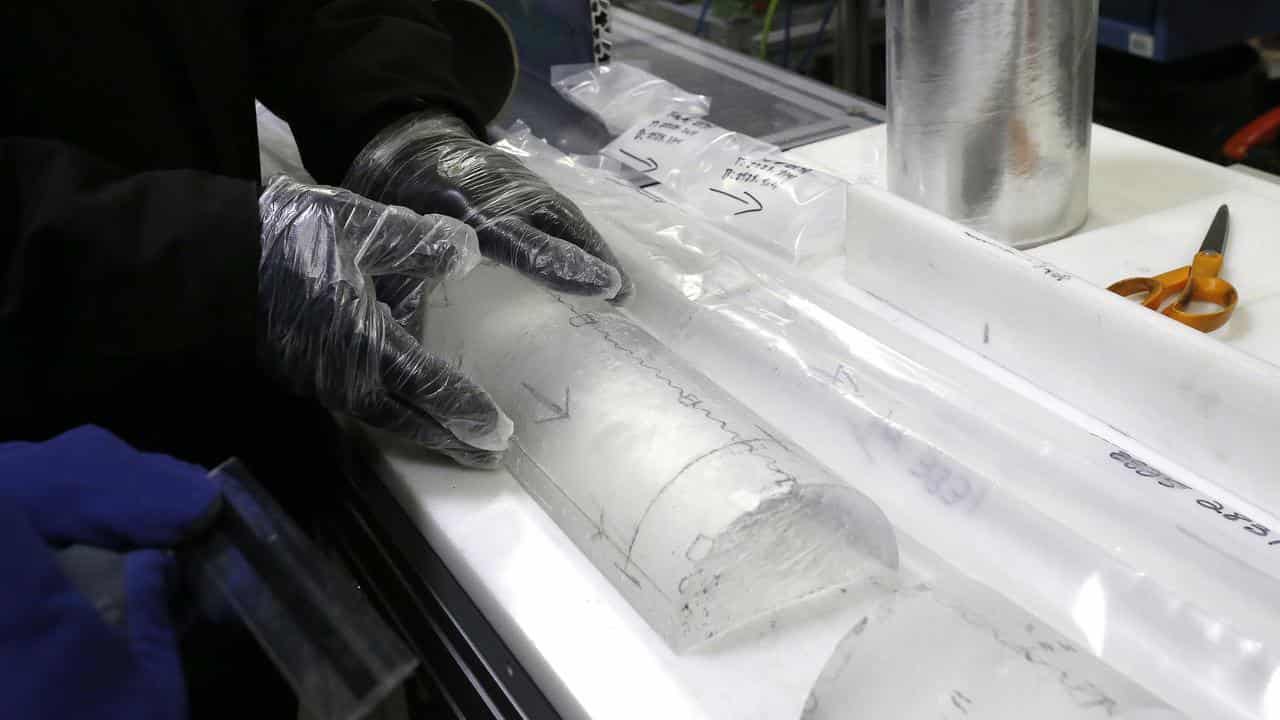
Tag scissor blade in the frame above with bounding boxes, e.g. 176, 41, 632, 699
1200, 204, 1230, 255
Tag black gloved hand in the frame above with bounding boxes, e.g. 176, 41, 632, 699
343, 111, 633, 302
258, 175, 511, 467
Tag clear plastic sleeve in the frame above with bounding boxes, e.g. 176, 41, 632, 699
489, 124, 1280, 718
422, 262, 898, 651
804, 575, 1184, 720
550, 62, 711, 135
182, 461, 417, 720
602, 111, 847, 263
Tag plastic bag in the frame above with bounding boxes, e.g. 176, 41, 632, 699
550, 62, 710, 135
603, 111, 848, 264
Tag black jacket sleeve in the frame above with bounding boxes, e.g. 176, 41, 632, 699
0, 137, 261, 452
255, 0, 498, 185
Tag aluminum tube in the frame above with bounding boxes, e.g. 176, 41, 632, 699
886, 0, 1098, 247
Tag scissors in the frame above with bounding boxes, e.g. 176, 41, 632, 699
1107, 204, 1238, 333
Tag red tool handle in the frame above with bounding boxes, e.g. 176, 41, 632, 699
1224, 107, 1280, 162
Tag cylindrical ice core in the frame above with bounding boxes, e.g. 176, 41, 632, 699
886, 0, 1098, 247
424, 262, 898, 651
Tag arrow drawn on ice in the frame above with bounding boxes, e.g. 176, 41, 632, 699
619, 148, 659, 173
708, 188, 764, 215
522, 383, 571, 423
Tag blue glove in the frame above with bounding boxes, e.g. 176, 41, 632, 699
0, 425, 222, 720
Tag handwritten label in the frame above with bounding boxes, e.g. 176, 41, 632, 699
1107, 449, 1280, 578
672, 133, 845, 262
606, 111, 847, 263
720, 155, 815, 191
848, 415, 989, 514
913, 452, 983, 510
603, 111, 722, 177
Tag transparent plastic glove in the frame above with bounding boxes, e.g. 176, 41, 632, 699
343, 111, 633, 301
258, 175, 512, 467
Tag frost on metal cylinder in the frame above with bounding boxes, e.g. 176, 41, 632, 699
424, 263, 898, 651
887, 0, 1098, 247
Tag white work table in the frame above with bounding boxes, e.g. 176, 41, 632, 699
367, 125, 1280, 720
373, 438, 873, 720
252, 88, 1280, 715
789, 124, 1280, 366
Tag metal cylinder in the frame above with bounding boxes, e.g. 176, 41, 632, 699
886, 0, 1098, 247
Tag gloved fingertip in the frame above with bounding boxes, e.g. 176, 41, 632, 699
443, 405, 514, 453
440, 220, 482, 280
563, 257, 623, 300
442, 445, 506, 470
138, 452, 224, 540
124, 550, 179, 647
607, 271, 635, 305
124, 549, 187, 715
183, 493, 225, 540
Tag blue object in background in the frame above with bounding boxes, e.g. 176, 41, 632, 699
0, 425, 221, 720
1099, 0, 1280, 61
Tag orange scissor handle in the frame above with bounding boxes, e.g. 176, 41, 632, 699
1107, 266, 1190, 310
1107, 252, 1237, 333
1163, 251, 1238, 333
